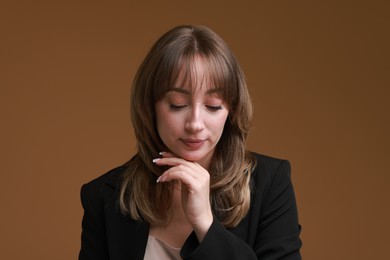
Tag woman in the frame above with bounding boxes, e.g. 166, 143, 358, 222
79, 25, 302, 259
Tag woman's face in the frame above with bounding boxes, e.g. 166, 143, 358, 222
155, 58, 229, 169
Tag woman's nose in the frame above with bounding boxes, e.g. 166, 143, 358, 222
185, 107, 205, 133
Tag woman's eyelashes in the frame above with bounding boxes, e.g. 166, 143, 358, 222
169, 104, 187, 110
206, 105, 223, 111
169, 104, 223, 112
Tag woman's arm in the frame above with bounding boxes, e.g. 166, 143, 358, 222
180, 159, 302, 259
79, 183, 109, 260
181, 219, 258, 259
253, 160, 302, 259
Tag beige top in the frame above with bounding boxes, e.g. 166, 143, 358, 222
143, 235, 182, 260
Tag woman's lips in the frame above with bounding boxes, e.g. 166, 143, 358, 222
180, 139, 206, 149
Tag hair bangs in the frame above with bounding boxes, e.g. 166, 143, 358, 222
156, 51, 234, 107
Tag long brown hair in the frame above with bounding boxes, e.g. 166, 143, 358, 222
119, 25, 255, 227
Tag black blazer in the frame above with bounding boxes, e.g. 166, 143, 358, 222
79, 153, 302, 259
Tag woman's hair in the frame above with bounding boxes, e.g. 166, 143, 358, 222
119, 25, 255, 227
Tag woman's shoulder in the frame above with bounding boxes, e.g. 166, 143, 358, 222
81, 164, 128, 199
250, 151, 290, 169
249, 151, 292, 185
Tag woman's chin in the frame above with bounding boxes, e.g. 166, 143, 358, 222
179, 151, 213, 168
180, 154, 201, 162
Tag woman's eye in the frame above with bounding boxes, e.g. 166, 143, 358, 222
169, 104, 187, 110
206, 105, 223, 111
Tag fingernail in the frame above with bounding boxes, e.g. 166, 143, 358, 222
156, 176, 162, 183
159, 151, 166, 156
152, 158, 161, 163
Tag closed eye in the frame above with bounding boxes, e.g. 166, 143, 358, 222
169, 104, 187, 111
206, 105, 223, 111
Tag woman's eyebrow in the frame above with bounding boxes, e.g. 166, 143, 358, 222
169, 87, 190, 95
168, 87, 222, 96
205, 88, 223, 95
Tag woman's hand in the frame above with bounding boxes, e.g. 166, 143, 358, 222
154, 152, 213, 242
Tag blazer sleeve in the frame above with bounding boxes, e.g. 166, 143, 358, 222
254, 160, 302, 259
180, 159, 301, 260
181, 219, 258, 259
79, 183, 109, 260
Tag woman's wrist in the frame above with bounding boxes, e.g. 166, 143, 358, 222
193, 213, 213, 242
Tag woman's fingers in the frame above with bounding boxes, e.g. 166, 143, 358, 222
153, 153, 213, 239
158, 151, 175, 158
154, 156, 207, 181
156, 167, 195, 184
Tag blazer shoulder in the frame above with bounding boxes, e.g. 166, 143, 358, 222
249, 152, 291, 185
81, 165, 127, 197
250, 152, 289, 172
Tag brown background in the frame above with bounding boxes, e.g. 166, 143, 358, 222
1, 0, 389, 259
